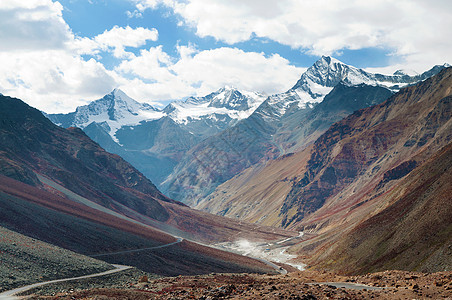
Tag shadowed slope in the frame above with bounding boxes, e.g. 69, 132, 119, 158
0, 95, 173, 222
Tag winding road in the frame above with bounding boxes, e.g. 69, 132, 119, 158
254, 257, 288, 275
309, 282, 388, 291
3, 174, 293, 296
0, 238, 185, 299
0, 265, 132, 300
89, 238, 183, 258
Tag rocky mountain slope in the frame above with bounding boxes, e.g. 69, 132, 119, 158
281, 67, 452, 229
312, 142, 452, 274
0, 174, 275, 276
196, 67, 452, 273
0, 226, 113, 292
196, 149, 312, 226
164, 57, 446, 205
195, 84, 393, 216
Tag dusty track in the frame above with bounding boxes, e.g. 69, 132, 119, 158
0, 265, 132, 300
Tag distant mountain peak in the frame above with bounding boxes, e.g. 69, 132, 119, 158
107, 88, 146, 108
263, 56, 449, 118
47, 89, 164, 143
111, 87, 122, 94
220, 85, 238, 91
319, 55, 345, 65
163, 86, 267, 132
393, 69, 419, 76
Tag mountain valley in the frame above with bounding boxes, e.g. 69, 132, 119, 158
0, 57, 451, 299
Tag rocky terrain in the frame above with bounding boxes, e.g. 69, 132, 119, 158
0, 94, 174, 222
193, 67, 452, 275
311, 141, 452, 274
22, 269, 452, 299
0, 226, 113, 292
0, 173, 282, 277
163, 58, 447, 206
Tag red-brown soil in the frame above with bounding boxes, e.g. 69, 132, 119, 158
0, 174, 175, 245
34, 270, 452, 299
0, 174, 278, 276
311, 142, 452, 274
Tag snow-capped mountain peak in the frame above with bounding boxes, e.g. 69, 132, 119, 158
297, 56, 350, 87
165, 86, 267, 126
393, 69, 419, 76
49, 89, 163, 143
208, 86, 266, 110
73, 89, 161, 124
106, 88, 158, 118
261, 56, 449, 119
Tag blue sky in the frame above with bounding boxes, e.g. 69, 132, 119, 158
0, 0, 451, 113
60, 0, 392, 69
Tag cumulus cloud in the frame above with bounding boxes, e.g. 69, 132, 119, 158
0, 50, 116, 113
93, 26, 159, 58
116, 46, 304, 101
0, 0, 70, 51
11, 0, 450, 114
131, 0, 452, 71
0, 0, 303, 113
0, 1, 163, 112
73, 26, 159, 59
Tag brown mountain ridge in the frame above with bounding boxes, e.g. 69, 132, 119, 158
199, 67, 452, 273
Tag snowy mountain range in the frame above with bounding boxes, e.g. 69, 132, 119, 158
48, 86, 266, 143
46, 85, 267, 185
48, 56, 448, 144
261, 56, 450, 118
160, 57, 449, 205
46, 56, 448, 195
163, 86, 267, 137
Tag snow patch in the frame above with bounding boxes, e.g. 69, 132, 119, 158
167, 87, 267, 124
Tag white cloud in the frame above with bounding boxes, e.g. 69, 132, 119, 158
117, 46, 175, 81
173, 47, 303, 96
131, 0, 173, 11
0, 0, 70, 51
0, 1, 162, 113
116, 46, 304, 101
12, 0, 451, 115
0, 0, 303, 114
0, 50, 116, 113
126, 10, 143, 18
93, 26, 159, 58
132, 0, 452, 71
